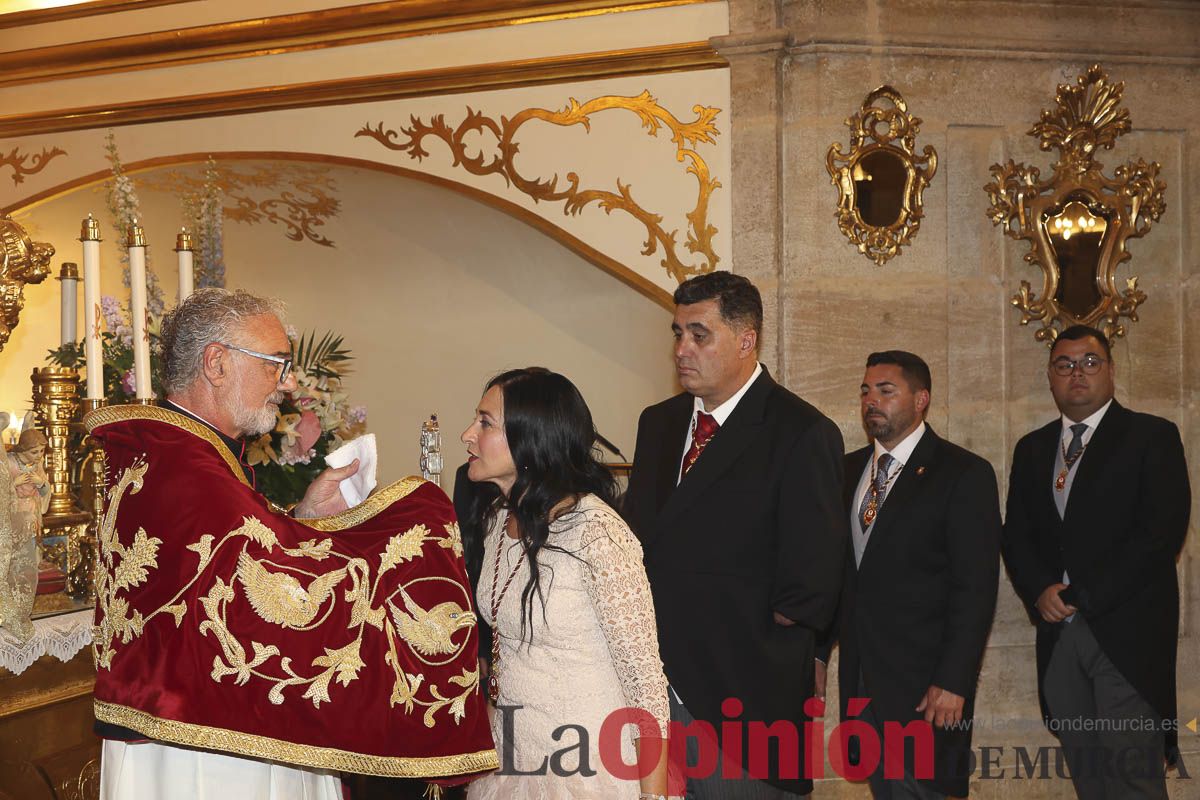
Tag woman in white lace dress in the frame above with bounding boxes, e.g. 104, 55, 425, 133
460, 367, 671, 800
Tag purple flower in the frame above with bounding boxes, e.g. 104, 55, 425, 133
348, 405, 368, 424
100, 296, 124, 331
120, 369, 136, 397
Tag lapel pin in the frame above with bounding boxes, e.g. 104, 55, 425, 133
916, 466, 926, 476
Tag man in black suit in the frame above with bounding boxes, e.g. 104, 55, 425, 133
1002, 325, 1190, 800
818, 351, 1000, 799
624, 271, 847, 798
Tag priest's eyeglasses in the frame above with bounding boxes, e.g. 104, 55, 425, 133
1050, 354, 1106, 376
222, 343, 293, 384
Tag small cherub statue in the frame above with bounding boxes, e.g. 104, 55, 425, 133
0, 424, 43, 640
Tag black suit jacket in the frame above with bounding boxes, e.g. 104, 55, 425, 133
828, 428, 1000, 797
623, 368, 847, 793
1001, 400, 1190, 759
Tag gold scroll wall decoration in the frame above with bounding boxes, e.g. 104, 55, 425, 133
136, 162, 340, 247
356, 90, 721, 282
1, 145, 67, 185
826, 86, 937, 265
985, 65, 1165, 345
0, 213, 54, 353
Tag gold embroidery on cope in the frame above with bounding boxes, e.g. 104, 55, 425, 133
91, 441, 479, 727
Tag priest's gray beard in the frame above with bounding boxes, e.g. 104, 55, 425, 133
229, 371, 283, 437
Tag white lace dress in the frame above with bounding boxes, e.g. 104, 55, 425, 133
468, 494, 669, 800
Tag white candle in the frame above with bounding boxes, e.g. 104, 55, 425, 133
80, 215, 103, 401
128, 221, 152, 400
58, 262, 79, 346
175, 228, 194, 303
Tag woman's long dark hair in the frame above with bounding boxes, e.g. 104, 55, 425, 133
464, 367, 619, 642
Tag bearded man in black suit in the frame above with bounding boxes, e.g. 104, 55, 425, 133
1002, 324, 1191, 800
818, 350, 1000, 799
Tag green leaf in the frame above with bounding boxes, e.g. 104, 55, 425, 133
294, 330, 353, 379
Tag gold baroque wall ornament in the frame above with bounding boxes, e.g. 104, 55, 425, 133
0, 213, 54, 353
1, 145, 67, 185
985, 65, 1165, 345
136, 162, 340, 247
826, 86, 937, 266
356, 90, 721, 283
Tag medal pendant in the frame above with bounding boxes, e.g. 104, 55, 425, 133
863, 501, 877, 526
488, 639, 500, 701
1055, 470, 1067, 492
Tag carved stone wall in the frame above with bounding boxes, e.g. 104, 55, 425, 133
722, 1, 1200, 796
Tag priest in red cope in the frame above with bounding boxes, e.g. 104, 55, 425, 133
86, 289, 496, 800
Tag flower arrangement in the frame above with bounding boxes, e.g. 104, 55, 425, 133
47, 306, 367, 509
247, 329, 368, 508
105, 131, 167, 314
47, 295, 166, 400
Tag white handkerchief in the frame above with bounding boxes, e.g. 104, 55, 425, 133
324, 434, 377, 508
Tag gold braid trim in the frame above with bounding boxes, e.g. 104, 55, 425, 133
297, 475, 427, 530
83, 405, 429, 528
84, 404, 251, 488
94, 700, 499, 777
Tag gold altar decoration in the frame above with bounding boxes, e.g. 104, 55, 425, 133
0, 145, 66, 186
30, 369, 81, 518
356, 90, 722, 283
984, 65, 1165, 345
30, 369, 94, 606
826, 85, 937, 266
0, 214, 54, 354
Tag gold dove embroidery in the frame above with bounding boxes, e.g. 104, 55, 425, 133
385, 584, 476, 658
236, 551, 346, 629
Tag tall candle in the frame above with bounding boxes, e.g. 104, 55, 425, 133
127, 221, 152, 400
57, 262, 79, 346
175, 228, 194, 303
80, 215, 103, 400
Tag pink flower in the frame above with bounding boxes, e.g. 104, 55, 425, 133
120, 369, 136, 397
295, 410, 321, 452
280, 410, 322, 464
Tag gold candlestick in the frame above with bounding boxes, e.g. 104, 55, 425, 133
31, 367, 83, 517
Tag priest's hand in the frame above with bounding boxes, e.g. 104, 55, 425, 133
293, 459, 359, 519
916, 685, 964, 729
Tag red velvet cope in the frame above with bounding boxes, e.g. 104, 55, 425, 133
87, 408, 496, 781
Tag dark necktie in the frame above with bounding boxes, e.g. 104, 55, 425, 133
857, 452, 895, 531
681, 412, 719, 478
1066, 423, 1087, 463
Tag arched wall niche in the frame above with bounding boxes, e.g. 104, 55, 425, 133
1, 153, 678, 488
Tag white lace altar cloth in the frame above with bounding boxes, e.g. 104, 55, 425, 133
0, 608, 93, 675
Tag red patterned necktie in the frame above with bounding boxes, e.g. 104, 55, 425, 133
681, 411, 719, 478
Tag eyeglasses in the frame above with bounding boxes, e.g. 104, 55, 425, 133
1050, 354, 1107, 376
221, 343, 293, 384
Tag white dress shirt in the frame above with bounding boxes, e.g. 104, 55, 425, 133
1058, 398, 1113, 598
850, 421, 927, 567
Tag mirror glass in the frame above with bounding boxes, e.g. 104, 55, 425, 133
853, 149, 907, 227
1043, 197, 1109, 318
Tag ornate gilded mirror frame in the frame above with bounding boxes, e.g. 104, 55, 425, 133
826, 85, 937, 265
985, 65, 1166, 345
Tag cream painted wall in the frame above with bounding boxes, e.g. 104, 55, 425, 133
1, 160, 677, 491
1, 66, 732, 300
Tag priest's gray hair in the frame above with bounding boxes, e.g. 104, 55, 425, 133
160, 288, 285, 394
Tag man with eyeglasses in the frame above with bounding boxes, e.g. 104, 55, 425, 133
87, 289, 497, 799
1002, 324, 1190, 800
